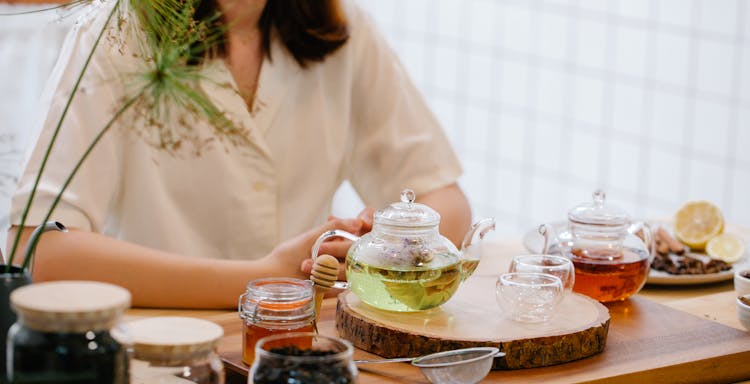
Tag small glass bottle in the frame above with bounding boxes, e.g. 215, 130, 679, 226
238, 278, 315, 365
7, 280, 131, 383
119, 316, 225, 384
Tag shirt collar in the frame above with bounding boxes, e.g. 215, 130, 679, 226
198, 32, 301, 158
252, 31, 302, 136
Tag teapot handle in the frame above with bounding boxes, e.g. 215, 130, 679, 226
628, 221, 654, 258
538, 224, 554, 254
310, 229, 359, 290
460, 218, 496, 254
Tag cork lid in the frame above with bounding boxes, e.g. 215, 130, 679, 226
10, 281, 131, 333
120, 317, 223, 362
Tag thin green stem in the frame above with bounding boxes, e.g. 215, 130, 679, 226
6, 0, 120, 272
21, 89, 145, 271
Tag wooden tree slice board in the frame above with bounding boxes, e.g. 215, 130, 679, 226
336, 276, 610, 369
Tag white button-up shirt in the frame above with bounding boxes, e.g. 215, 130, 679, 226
11, 0, 462, 260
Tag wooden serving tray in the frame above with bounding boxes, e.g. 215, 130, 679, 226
217, 294, 750, 383
341, 296, 750, 383
337, 276, 610, 369
204, 239, 750, 382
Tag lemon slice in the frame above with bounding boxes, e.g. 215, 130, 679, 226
706, 233, 746, 263
673, 201, 724, 251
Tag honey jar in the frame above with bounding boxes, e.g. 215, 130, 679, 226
238, 278, 315, 365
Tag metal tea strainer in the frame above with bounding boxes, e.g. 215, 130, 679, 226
355, 347, 504, 384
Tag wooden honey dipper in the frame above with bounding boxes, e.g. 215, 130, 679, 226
310, 254, 340, 325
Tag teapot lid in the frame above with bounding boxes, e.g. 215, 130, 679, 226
568, 190, 629, 227
374, 189, 441, 227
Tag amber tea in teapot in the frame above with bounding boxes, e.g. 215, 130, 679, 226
546, 190, 653, 303
568, 247, 650, 303
311, 189, 494, 312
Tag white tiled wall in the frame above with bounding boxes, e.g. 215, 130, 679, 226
343, 0, 750, 237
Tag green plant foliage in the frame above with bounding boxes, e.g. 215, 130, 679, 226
4, 0, 249, 270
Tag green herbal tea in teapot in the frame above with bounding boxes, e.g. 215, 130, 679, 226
311, 189, 495, 312
347, 258, 481, 311
347, 254, 461, 312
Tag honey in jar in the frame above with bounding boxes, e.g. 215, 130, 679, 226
548, 190, 653, 303
238, 278, 315, 365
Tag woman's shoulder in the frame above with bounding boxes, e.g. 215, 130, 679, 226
312, 0, 387, 71
340, 0, 378, 46
334, 0, 404, 78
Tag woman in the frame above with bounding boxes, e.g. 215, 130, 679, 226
8, 0, 470, 308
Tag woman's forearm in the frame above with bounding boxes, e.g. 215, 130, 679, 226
418, 183, 473, 248
9, 227, 286, 309
8, 215, 364, 309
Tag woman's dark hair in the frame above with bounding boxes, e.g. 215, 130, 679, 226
195, 0, 350, 68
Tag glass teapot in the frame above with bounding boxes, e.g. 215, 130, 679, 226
544, 190, 653, 303
311, 189, 495, 312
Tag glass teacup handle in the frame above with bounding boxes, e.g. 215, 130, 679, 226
628, 221, 654, 257
310, 229, 359, 289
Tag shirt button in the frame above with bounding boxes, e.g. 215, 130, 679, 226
253, 182, 266, 192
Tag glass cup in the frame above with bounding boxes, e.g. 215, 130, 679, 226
508, 254, 575, 292
249, 332, 357, 384
496, 272, 564, 323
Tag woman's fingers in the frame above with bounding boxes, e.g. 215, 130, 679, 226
317, 240, 352, 259
302, 217, 361, 253
357, 207, 375, 234
299, 255, 347, 281
298, 217, 360, 277
300, 259, 313, 274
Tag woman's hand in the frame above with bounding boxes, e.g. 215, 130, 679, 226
265, 216, 363, 280
298, 208, 375, 280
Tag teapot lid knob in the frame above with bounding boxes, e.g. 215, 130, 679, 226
592, 190, 606, 207
374, 188, 441, 227
568, 189, 629, 227
401, 189, 416, 205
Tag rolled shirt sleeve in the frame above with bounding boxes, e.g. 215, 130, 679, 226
346, 6, 462, 208
11, 2, 125, 232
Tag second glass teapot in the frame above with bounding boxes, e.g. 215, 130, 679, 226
311, 189, 495, 312
544, 190, 654, 303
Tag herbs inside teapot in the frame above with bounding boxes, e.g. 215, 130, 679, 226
311, 189, 495, 312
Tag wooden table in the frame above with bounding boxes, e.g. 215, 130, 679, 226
127, 237, 750, 384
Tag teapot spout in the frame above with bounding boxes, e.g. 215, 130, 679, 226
459, 218, 495, 280
22, 221, 68, 275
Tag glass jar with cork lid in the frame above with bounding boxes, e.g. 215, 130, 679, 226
118, 316, 225, 384
7, 280, 131, 383
238, 278, 315, 365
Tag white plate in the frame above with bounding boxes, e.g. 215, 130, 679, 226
522, 221, 749, 286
